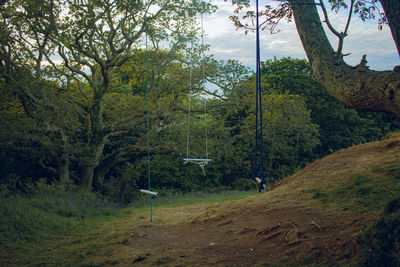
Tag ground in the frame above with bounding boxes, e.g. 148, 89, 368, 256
6, 134, 397, 266
93, 134, 400, 266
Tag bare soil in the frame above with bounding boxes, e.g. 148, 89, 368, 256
114, 135, 400, 266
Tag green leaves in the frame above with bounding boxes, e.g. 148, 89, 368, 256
260, 57, 400, 158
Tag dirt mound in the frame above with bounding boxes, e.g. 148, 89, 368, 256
121, 135, 400, 266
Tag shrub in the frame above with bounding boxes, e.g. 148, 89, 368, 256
357, 198, 400, 266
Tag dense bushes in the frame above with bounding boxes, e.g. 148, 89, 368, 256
215, 92, 319, 185
357, 197, 400, 266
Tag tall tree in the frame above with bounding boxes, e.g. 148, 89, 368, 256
231, 0, 400, 116
0, 0, 215, 190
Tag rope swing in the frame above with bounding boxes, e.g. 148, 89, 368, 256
253, 0, 267, 192
140, 20, 159, 223
183, 13, 212, 175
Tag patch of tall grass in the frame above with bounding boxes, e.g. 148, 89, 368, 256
0, 195, 68, 241
0, 179, 121, 244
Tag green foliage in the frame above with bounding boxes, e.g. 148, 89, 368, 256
385, 197, 400, 215
261, 57, 400, 158
150, 153, 209, 192
98, 161, 144, 205
216, 89, 319, 184
357, 201, 400, 267
0, 0, 217, 191
260, 94, 320, 180
2, 50, 399, 200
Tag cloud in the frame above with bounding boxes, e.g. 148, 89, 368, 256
202, 0, 399, 71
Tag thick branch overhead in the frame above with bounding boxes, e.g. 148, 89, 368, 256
285, 0, 400, 116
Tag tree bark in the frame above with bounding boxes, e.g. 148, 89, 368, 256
80, 137, 106, 192
57, 158, 70, 184
80, 84, 108, 191
288, 0, 400, 116
81, 165, 95, 192
81, 142, 108, 191
380, 0, 400, 57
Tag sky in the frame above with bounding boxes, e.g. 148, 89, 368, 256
201, 0, 400, 71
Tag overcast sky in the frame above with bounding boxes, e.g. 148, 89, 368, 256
201, 0, 399, 71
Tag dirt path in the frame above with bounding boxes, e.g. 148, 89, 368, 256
114, 135, 400, 266
128, 206, 361, 266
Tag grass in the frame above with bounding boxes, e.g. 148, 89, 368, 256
147, 190, 257, 207
152, 256, 172, 265
0, 187, 256, 266
0, 190, 121, 266
308, 164, 400, 214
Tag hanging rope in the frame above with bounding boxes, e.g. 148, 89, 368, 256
253, 0, 267, 192
145, 21, 154, 222
201, 13, 209, 160
186, 36, 193, 159
183, 11, 212, 173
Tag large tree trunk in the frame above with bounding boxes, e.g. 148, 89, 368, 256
380, 0, 400, 57
288, 0, 400, 116
57, 158, 70, 183
81, 164, 95, 191
80, 87, 108, 191
81, 142, 108, 191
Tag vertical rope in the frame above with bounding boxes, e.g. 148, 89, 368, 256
254, 0, 265, 189
253, 0, 259, 177
201, 13, 209, 159
145, 23, 152, 222
256, 0, 264, 180
186, 39, 192, 159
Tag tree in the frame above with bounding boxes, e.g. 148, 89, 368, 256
261, 57, 400, 157
212, 75, 319, 184
0, 0, 216, 191
231, 0, 400, 116
93, 48, 208, 190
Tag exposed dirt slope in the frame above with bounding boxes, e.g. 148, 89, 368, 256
115, 135, 400, 266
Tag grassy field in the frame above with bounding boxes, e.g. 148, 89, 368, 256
0, 187, 256, 266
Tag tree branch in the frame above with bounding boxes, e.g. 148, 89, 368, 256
319, 0, 342, 38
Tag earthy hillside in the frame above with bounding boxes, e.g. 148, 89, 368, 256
87, 133, 399, 266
